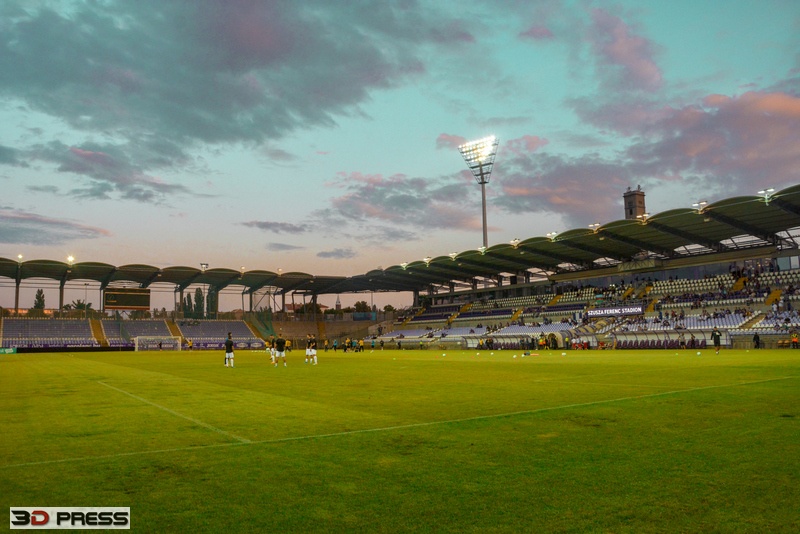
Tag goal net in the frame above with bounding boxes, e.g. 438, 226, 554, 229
134, 336, 182, 351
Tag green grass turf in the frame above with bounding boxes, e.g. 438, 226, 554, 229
1, 347, 798, 532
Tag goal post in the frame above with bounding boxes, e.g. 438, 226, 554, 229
134, 336, 182, 351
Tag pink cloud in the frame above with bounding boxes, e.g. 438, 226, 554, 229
436, 133, 467, 150
493, 90, 800, 225
572, 99, 676, 135
199, 2, 293, 69
503, 135, 549, 156
707, 91, 800, 118
67, 147, 117, 171
496, 153, 631, 225
589, 9, 662, 92
618, 91, 800, 192
519, 25, 554, 40
0, 208, 113, 243
430, 21, 475, 44
327, 171, 478, 231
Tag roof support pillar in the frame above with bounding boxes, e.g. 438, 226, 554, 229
14, 280, 20, 316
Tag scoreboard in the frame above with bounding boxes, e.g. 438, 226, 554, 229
103, 288, 151, 310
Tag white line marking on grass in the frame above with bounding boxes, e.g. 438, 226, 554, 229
262, 375, 798, 444
525, 365, 679, 386
2, 375, 795, 470
545, 380, 683, 390
97, 381, 251, 444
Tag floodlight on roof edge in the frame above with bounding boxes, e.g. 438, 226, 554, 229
758, 188, 775, 205
459, 135, 499, 249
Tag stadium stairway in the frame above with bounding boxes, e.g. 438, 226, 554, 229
89, 319, 108, 347
765, 289, 783, 306
316, 321, 326, 340
621, 287, 636, 300
446, 302, 472, 325
243, 312, 275, 338
739, 314, 766, 330
399, 308, 425, 328
732, 276, 747, 292
245, 320, 264, 340
166, 320, 184, 342
244, 317, 271, 339
638, 285, 652, 299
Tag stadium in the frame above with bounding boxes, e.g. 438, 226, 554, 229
3, 2, 800, 532
2, 185, 799, 531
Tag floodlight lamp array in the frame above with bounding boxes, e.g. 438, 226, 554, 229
458, 135, 498, 183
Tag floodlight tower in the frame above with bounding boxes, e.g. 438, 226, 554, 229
200, 263, 208, 319
459, 135, 499, 249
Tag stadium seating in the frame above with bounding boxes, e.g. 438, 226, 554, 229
176, 319, 261, 345
102, 319, 173, 347
1, 318, 98, 348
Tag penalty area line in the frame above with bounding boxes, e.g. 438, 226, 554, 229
1, 375, 795, 469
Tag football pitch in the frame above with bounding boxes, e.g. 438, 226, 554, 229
1, 348, 798, 532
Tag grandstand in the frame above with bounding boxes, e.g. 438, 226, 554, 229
369, 266, 800, 351
2, 266, 798, 352
2, 186, 800, 352
1, 318, 98, 348
176, 319, 264, 349
0, 317, 266, 351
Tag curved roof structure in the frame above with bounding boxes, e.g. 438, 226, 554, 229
2, 185, 800, 296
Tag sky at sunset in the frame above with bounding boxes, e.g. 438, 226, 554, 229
1, 0, 799, 311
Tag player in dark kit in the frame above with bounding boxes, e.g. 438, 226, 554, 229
224, 332, 235, 367
711, 327, 722, 354
274, 333, 287, 367
309, 334, 318, 365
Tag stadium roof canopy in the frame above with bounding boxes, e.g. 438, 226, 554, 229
2, 185, 800, 296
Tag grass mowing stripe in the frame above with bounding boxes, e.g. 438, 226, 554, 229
97, 381, 252, 444
3, 374, 793, 470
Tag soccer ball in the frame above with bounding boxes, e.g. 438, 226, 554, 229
442, 353, 446, 357
513, 355, 517, 358
696, 352, 701, 355
561, 352, 566, 356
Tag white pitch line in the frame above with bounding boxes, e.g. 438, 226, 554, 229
2, 375, 795, 469
97, 381, 251, 444
259, 375, 797, 444
543, 380, 683, 390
